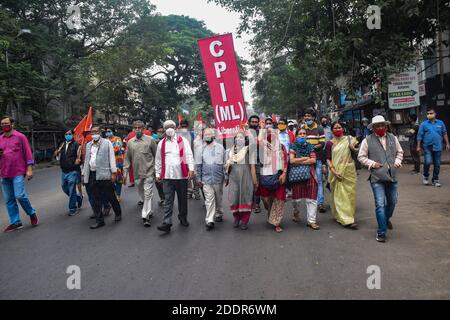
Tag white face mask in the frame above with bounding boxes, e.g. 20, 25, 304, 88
165, 128, 175, 137
92, 134, 101, 141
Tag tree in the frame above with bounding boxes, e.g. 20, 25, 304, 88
211, 0, 450, 115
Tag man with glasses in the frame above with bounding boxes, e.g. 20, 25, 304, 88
83, 125, 122, 229
417, 107, 450, 187
124, 121, 157, 227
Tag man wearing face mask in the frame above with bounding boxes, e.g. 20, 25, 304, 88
248, 115, 262, 213
278, 118, 295, 153
358, 115, 403, 243
195, 128, 226, 230
178, 119, 201, 200
302, 109, 326, 213
417, 107, 450, 187
83, 125, 122, 229
0, 116, 38, 232
155, 120, 195, 233
153, 125, 166, 206
124, 121, 157, 227
55, 129, 83, 216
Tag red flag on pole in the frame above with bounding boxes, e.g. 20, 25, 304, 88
177, 112, 183, 128
271, 113, 276, 123
74, 106, 93, 145
197, 113, 204, 123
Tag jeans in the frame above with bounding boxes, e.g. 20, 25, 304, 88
162, 179, 188, 225
61, 171, 82, 212
423, 145, 441, 182
1, 175, 36, 224
370, 182, 398, 235
316, 159, 324, 205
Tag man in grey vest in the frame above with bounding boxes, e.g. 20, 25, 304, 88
124, 120, 157, 227
358, 116, 403, 243
83, 125, 122, 229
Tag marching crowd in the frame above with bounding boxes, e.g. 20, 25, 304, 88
0, 106, 448, 243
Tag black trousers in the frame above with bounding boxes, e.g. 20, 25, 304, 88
162, 179, 188, 225
156, 180, 165, 200
88, 171, 121, 223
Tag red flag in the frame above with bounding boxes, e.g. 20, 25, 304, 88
74, 106, 93, 145
271, 113, 276, 123
197, 113, 204, 123
177, 113, 183, 128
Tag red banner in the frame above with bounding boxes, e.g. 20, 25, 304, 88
198, 33, 247, 138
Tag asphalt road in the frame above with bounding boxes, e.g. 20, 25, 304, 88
0, 165, 449, 299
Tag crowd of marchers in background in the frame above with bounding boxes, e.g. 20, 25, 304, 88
1, 106, 449, 243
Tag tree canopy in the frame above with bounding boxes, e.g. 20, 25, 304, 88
210, 0, 450, 116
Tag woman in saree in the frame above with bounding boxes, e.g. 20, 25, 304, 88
325, 121, 358, 229
257, 127, 288, 233
225, 131, 258, 230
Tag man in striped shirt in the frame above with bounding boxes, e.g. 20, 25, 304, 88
303, 109, 326, 213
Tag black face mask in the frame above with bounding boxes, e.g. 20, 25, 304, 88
321, 122, 328, 127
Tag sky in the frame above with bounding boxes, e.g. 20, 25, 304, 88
150, 0, 254, 107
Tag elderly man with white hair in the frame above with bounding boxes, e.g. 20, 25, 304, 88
155, 120, 195, 233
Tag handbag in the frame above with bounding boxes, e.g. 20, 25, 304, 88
260, 172, 280, 190
288, 164, 311, 183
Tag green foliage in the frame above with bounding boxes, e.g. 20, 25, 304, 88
211, 0, 450, 115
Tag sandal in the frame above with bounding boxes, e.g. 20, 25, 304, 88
307, 223, 320, 230
275, 226, 283, 233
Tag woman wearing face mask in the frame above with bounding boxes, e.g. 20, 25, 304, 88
105, 127, 124, 202
257, 128, 288, 233
289, 128, 320, 230
225, 131, 258, 230
325, 121, 358, 229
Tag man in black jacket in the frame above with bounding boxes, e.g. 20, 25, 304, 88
55, 130, 83, 215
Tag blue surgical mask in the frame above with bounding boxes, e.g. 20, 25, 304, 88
306, 120, 314, 126
152, 133, 158, 140
105, 131, 113, 138
296, 138, 307, 144
65, 134, 73, 142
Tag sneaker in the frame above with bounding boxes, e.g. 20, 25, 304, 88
30, 214, 39, 227
376, 233, 386, 243
422, 176, 430, 185
432, 181, 441, 187
240, 223, 248, 230
4, 222, 24, 233
206, 222, 214, 231
68, 209, 79, 216
254, 205, 261, 214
